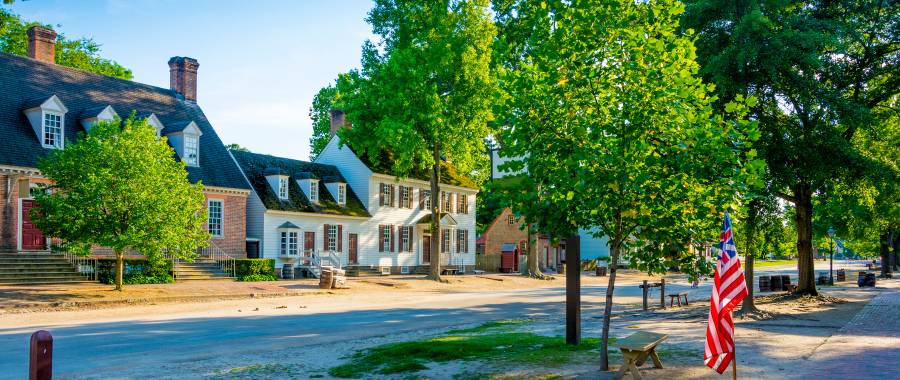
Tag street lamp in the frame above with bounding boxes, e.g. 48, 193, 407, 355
828, 226, 835, 285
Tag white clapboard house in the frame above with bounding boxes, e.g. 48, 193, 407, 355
232, 121, 478, 277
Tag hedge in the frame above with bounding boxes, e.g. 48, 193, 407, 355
96, 258, 174, 284
234, 258, 276, 280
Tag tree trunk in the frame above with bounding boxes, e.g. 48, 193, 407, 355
740, 200, 760, 314
599, 215, 622, 371
891, 230, 899, 272
880, 232, 892, 278
428, 144, 443, 282
793, 184, 818, 296
526, 223, 544, 278
115, 249, 124, 291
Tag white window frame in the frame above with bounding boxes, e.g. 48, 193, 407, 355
42, 112, 63, 149
507, 215, 515, 225
278, 177, 289, 200
401, 226, 410, 250
382, 225, 391, 252
423, 189, 432, 209
401, 186, 411, 208
328, 224, 338, 251
280, 230, 299, 256
338, 184, 346, 205
309, 180, 319, 202
442, 228, 451, 253
207, 199, 224, 238
184, 135, 200, 166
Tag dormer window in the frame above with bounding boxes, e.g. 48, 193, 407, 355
278, 177, 289, 199
23, 95, 68, 150
79, 105, 118, 133
42, 112, 62, 148
144, 113, 164, 137
338, 184, 346, 205
309, 180, 319, 202
184, 135, 199, 166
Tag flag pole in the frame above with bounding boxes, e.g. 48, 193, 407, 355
732, 349, 737, 380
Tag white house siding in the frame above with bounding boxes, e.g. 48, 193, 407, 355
314, 137, 372, 207
365, 174, 477, 269
245, 190, 266, 241
261, 211, 367, 267
578, 228, 610, 260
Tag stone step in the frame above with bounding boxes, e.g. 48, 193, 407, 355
0, 267, 82, 274
0, 275, 90, 284
0, 262, 75, 268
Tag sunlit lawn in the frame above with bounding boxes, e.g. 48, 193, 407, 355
754, 259, 797, 267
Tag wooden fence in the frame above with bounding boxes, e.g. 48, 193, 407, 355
475, 254, 502, 272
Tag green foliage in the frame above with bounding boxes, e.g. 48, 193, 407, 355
237, 274, 278, 282
234, 258, 276, 278
225, 143, 251, 152
0, 8, 132, 79
308, 83, 338, 160
32, 116, 209, 289
96, 258, 174, 284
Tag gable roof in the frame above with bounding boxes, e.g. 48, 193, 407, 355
0, 53, 249, 190
231, 150, 370, 217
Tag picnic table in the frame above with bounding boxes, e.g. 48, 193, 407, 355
613, 331, 667, 380
668, 292, 689, 307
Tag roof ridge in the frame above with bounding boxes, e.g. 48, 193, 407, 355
0, 52, 177, 98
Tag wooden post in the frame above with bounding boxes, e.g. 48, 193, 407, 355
642, 280, 648, 311
566, 234, 581, 345
660, 278, 666, 309
732, 349, 737, 380
29, 330, 52, 380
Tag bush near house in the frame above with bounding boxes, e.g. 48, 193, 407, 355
97, 258, 174, 284
235, 259, 277, 281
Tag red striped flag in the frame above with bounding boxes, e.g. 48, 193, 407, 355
704, 211, 748, 373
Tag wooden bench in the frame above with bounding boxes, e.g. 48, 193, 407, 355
613, 331, 668, 380
668, 292, 689, 307
442, 268, 459, 275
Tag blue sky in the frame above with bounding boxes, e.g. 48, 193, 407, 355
7, 0, 375, 160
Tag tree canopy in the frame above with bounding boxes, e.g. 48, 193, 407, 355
308, 83, 339, 160
32, 117, 209, 290
0, 7, 132, 80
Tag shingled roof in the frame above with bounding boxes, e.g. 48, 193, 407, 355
231, 150, 370, 217
0, 53, 250, 190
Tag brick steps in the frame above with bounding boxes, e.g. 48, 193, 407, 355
346, 266, 385, 277
0, 252, 92, 284
173, 260, 233, 281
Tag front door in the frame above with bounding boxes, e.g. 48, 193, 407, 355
304, 232, 315, 265
21, 199, 46, 250
348, 233, 358, 264
422, 235, 431, 263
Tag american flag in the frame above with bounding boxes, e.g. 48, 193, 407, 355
704, 211, 748, 374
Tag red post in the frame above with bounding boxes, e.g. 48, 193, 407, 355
29, 330, 52, 380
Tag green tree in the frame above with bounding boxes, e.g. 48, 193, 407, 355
308, 83, 339, 159
336, 0, 497, 281
494, 0, 760, 369
683, 0, 900, 295
0, 7, 132, 79
32, 117, 209, 291
226, 143, 251, 152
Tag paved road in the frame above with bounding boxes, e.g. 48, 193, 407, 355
0, 261, 854, 379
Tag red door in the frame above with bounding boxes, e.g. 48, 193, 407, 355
348, 234, 358, 264
303, 232, 315, 265
422, 235, 431, 263
21, 199, 46, 250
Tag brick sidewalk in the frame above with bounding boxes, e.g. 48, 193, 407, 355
792, 280, 900, 379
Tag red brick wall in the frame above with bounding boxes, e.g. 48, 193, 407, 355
203, 190, 248, 258
0, 174, 51, 251
481, 208, 528, 256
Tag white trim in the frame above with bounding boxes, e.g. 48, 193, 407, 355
203, 186, 251, 196
207, 198, 225, 238
266, 209, 370, 220
0, 165, 41, 176
41, 111, 64, 149
370, 173, 478, 193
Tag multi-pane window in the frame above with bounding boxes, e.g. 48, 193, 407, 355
457, 194, 468, 214
401, 226, 410, 252
337, 184, 346, 204
456, 230, 469, 253
328, 224, 338, 251
507, 215, 515, 225
442, 228, 451, 253
207, 199, 223, 237
380, 183, 395, 207
184, 135, 199, 166
309, 180, 318, 202
42, 113, 62, 148
382, 225, 392, 252
400, 186, 411, 208
280, 231, 299, 255
278, 178, 289, 199
422, 190, 432, 209
442, 192, 452, 213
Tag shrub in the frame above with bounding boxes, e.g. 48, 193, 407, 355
235, 259, 276, 278
238, 274, 278, 282
96, 258, 173, 284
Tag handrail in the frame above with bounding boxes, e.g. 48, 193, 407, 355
196, 242, 236, 278
60, 251, 97, 281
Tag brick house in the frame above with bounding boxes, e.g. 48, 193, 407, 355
476, 207, 567, 272
0, 26, 251, 258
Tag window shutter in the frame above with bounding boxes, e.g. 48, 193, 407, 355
337, 225, 343, 252
464, 230, 469, 253
390, 225, 396, 252
377, 225, 383, 252
390, 185, 396, 207
419, 189, 425, 210
407, 226, 414, 252
323, 224, 330, 251
379, 183, 384, 206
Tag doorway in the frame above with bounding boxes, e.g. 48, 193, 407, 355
20, 199, 45, 250
348, 233, 358, 264
422, 234, 431, 263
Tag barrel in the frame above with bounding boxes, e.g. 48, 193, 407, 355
770, 275, 782, 292
319, 269, 334, 289
758, 276, 770, 292
780, 275, 791, 290
282, 265, 294, 280
837, 269, 846, 282
864, 273, 876, 287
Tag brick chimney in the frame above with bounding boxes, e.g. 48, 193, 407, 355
329, 109, 349, 137
168, 57, 199, 102
27, 26, 57, 64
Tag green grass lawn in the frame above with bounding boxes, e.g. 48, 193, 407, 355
328, 320, 611, 378
753, 259, 797, 267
